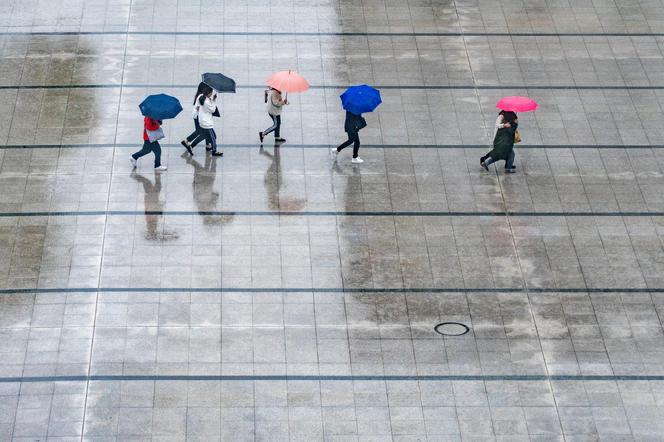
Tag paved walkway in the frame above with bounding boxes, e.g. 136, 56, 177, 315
2, 0, 664, 440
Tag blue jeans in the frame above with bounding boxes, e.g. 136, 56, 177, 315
132, 140, 161, 167
485, 150, 515, 169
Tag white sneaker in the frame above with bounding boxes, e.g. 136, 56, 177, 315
130, 157, 137, 168
351, 157, 364, 164
330, 147, 338, 156
154, 165, 168, 171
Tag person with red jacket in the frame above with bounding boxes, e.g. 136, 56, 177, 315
130, 117, 168, 171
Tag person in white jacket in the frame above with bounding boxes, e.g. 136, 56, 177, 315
197, 89, 223, 157
259, 88, 287, 144
181, 82, 213, 155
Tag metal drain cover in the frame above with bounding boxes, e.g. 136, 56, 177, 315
434, 322, 470, 336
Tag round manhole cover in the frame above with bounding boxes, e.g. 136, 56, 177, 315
434, 322, 470, 336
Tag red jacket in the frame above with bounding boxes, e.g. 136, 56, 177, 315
143, 117, 160, 141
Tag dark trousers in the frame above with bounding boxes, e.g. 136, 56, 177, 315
263, 114, 281, 138
336, 131, 360, 158
201, 127, 218, 153
483, 150, 515, 169
186, 118, 206, 147
132, 140, 161, 167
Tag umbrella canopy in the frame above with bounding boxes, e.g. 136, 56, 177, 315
496, 96, 538, 113
202, 73, 236, 93
266, 70, 309, 93
139, 94, 183, 120
340, 85, 382, 115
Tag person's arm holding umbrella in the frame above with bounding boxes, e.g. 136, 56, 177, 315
146, 117, 161, 131
202, 92, 217, 114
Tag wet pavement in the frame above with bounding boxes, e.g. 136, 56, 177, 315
2, 0, 664, 441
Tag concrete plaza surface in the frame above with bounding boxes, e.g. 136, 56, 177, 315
2, 0, 664, 440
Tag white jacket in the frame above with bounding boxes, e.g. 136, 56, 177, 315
267, 90, 286, 116
197, 94, 217, 129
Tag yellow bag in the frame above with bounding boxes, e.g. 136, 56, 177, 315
514, 129, 522, 143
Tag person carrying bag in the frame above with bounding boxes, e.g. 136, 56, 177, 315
130, 117, 168, 171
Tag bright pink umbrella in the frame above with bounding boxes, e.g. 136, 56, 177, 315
266, 70, 309, 94
496, 96, 538, 112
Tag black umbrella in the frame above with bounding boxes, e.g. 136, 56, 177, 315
202, 73, 236, 93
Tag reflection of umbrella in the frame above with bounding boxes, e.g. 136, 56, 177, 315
202, 73, 236, 93
279, 198, 306, 212
266, 70, 309, 93
340, 85, 381, 115
496, 96, 538, 112
139, 94, 183, 120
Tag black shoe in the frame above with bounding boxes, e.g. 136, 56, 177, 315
206, 144, 212, 151
480, 161, 489, 171
181, 140, 193, 156
259, 131, 264, 144
212, 151, 223, 157
275, 137, 286, 143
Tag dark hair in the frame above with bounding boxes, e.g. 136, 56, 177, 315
194, 82, 213, 104
499, 110, 517, 124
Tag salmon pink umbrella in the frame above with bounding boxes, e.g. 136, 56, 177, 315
496, 96, 538, 112
266, 70, 309, 94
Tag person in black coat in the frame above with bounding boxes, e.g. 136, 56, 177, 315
331, 111, 367, 164
480, 111, 518, 173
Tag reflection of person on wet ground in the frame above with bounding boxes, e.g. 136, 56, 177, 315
182, 153, 233, 225
259, 146, 305, 212
259, 145, 281, 211
130, 171, 178, 241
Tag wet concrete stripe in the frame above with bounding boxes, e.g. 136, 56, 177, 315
0, 374, 662, 382
0, 287, 661, 294
0, 84, 663, 90
3, 31, 664, 37
0, 210, 663, 217
1, 143, 662, 150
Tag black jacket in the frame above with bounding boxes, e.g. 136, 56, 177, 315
344, 111, 367, 134
487, 123, 518, 161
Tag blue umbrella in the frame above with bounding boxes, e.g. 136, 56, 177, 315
139, 94, 183, 120
340, 85, 382, 115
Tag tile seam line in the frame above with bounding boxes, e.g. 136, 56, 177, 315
0, 287, 661, 294
4, 31, 664, 37
0, 375, 663, 382
0, 84, 663, 90
2, 144, 663, 150
0, 211, 663, 217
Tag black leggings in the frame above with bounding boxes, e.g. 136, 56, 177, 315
201, 128, 218, 153
336, 131, 360, 158
263, 114, 281, 138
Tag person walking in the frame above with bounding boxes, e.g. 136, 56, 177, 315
198, 88, 223, 157
331, 110, 367, 164
131, 116, 168, 171
259, 87, 287, 144
181, 82, 213, 155
480, 111, 518, 173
